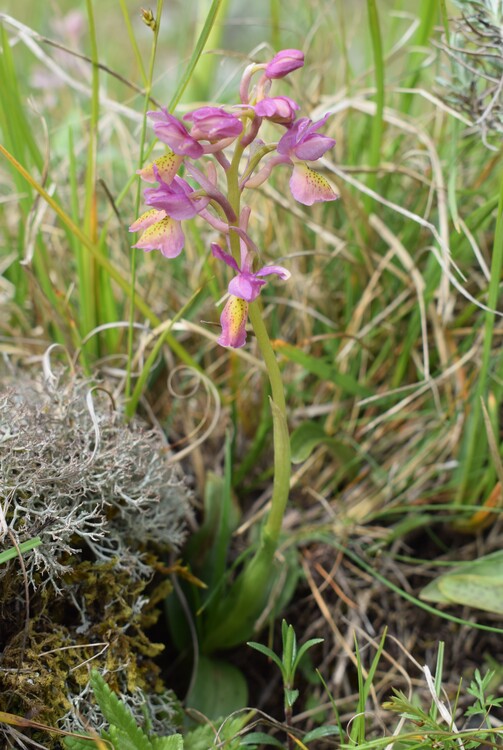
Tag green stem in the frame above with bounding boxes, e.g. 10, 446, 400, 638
248, 303, 290, 545
201, 122, 291, 653
226, 128, 290, 547
126, 0, 163, 401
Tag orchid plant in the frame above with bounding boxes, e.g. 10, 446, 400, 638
130, 49, 338, 651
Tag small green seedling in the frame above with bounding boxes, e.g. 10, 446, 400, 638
248, 620, 323, 748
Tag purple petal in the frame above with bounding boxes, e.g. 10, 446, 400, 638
148, 108, 204, 158
228, 272, 265, 302
277, 114, 335, 161
255, 264, 291, 280
289, 163, 338, 206
294, 132, 336, 161
277, 117, 309, 156
217, 296, 249, 348
210, 242, 240, 272
144, 176, 208, 220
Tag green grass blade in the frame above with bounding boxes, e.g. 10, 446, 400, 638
455, 169, 503, 504
0, 537, 42, 566
167, 0, 224, 112
126, 0, 164, 399
365, 0, 385, 211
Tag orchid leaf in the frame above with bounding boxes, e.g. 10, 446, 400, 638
279, 344, 371, 397
185, 656, 248, 720
420, 551, 503, 615
290, 420, 358, 467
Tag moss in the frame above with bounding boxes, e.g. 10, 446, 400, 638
0, 560, 172, 732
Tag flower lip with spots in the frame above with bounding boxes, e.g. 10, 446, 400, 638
129, 208, 185, 259
136, 152, 184, 184
217, 295, 249, 348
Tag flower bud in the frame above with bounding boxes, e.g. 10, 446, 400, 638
265, 49, 304, 79
183, 107, 243, 141
254, 96, 300, 125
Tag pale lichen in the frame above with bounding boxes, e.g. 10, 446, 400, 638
0, 369, 192, 746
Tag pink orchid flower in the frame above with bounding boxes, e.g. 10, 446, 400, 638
211, 240, 290, 348
277, 113, 338, 205
217, 296, 249, 348
144, 173, 210, 220
277, 114, 335, 161
211, 242, 290, 302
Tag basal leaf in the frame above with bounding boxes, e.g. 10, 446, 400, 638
421, 552, 503, 615
184, 656, 248, 720
440, 575, 503, 615
290, 420, 358, 467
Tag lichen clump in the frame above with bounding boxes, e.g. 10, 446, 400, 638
0, 371, 192, 740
